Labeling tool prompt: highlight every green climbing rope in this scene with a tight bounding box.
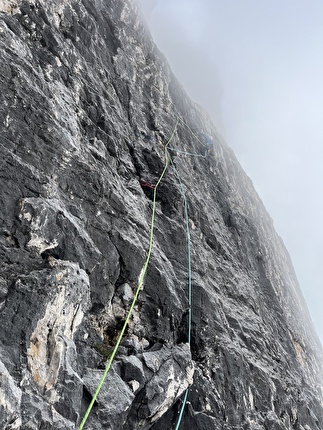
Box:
[78,114,210,429]
[78,118,179,429]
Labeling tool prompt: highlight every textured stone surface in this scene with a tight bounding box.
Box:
[0,0,322,429]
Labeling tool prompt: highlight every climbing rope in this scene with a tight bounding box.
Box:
[168,115,214,429]
[177,115,210,148]
[167,114,216,161]
[167,133,193,430]
[79,114,212,428]
[78,119,179,429]
[168,153,192,345]
[169,153,192,430]
[175,389,189,430]
[167,146,207,158]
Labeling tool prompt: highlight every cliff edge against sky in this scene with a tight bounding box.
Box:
[0,1,322,429]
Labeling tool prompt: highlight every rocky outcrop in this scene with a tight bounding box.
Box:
[0,0,322,429]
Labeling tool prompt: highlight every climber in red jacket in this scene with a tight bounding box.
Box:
[139,179,155,189]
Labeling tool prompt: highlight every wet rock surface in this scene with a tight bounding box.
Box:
[0,0,322,429]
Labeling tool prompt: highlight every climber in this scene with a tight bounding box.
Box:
[144,133,153,142]
[139,179,155,189]
[202,132,213,147]
[201,132,214,157]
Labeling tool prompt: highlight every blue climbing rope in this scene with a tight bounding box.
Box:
[168,114,214,429]
[175,389,189,430]
[78,114,210,429]
[167,142,192,430]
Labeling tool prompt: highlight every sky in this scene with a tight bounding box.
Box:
[136,0,323,345]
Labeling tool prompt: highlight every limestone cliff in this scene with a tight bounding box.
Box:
[0,1,322,429]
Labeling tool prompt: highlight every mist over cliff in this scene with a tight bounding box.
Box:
[0,1,322,429]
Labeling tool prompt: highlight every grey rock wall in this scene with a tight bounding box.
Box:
[0,0,322,429]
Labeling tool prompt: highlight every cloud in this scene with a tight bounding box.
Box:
[136,0,158,20]
[137,0,323,344]
[139,1,224,133]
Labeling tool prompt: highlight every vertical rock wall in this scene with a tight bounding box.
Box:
[0,0,322,429]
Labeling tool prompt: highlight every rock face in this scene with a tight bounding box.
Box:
[0,0,322,429]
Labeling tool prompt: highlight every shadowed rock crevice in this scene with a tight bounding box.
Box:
[0,0,322,429]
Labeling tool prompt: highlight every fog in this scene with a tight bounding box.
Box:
[137,0,323,344]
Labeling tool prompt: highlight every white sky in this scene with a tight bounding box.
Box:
[137,0,323,344]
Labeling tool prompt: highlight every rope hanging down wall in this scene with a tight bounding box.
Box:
[78,119,179,429]
[168,153,192,430]
[165,114,214,428]
[79,115,213,429]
